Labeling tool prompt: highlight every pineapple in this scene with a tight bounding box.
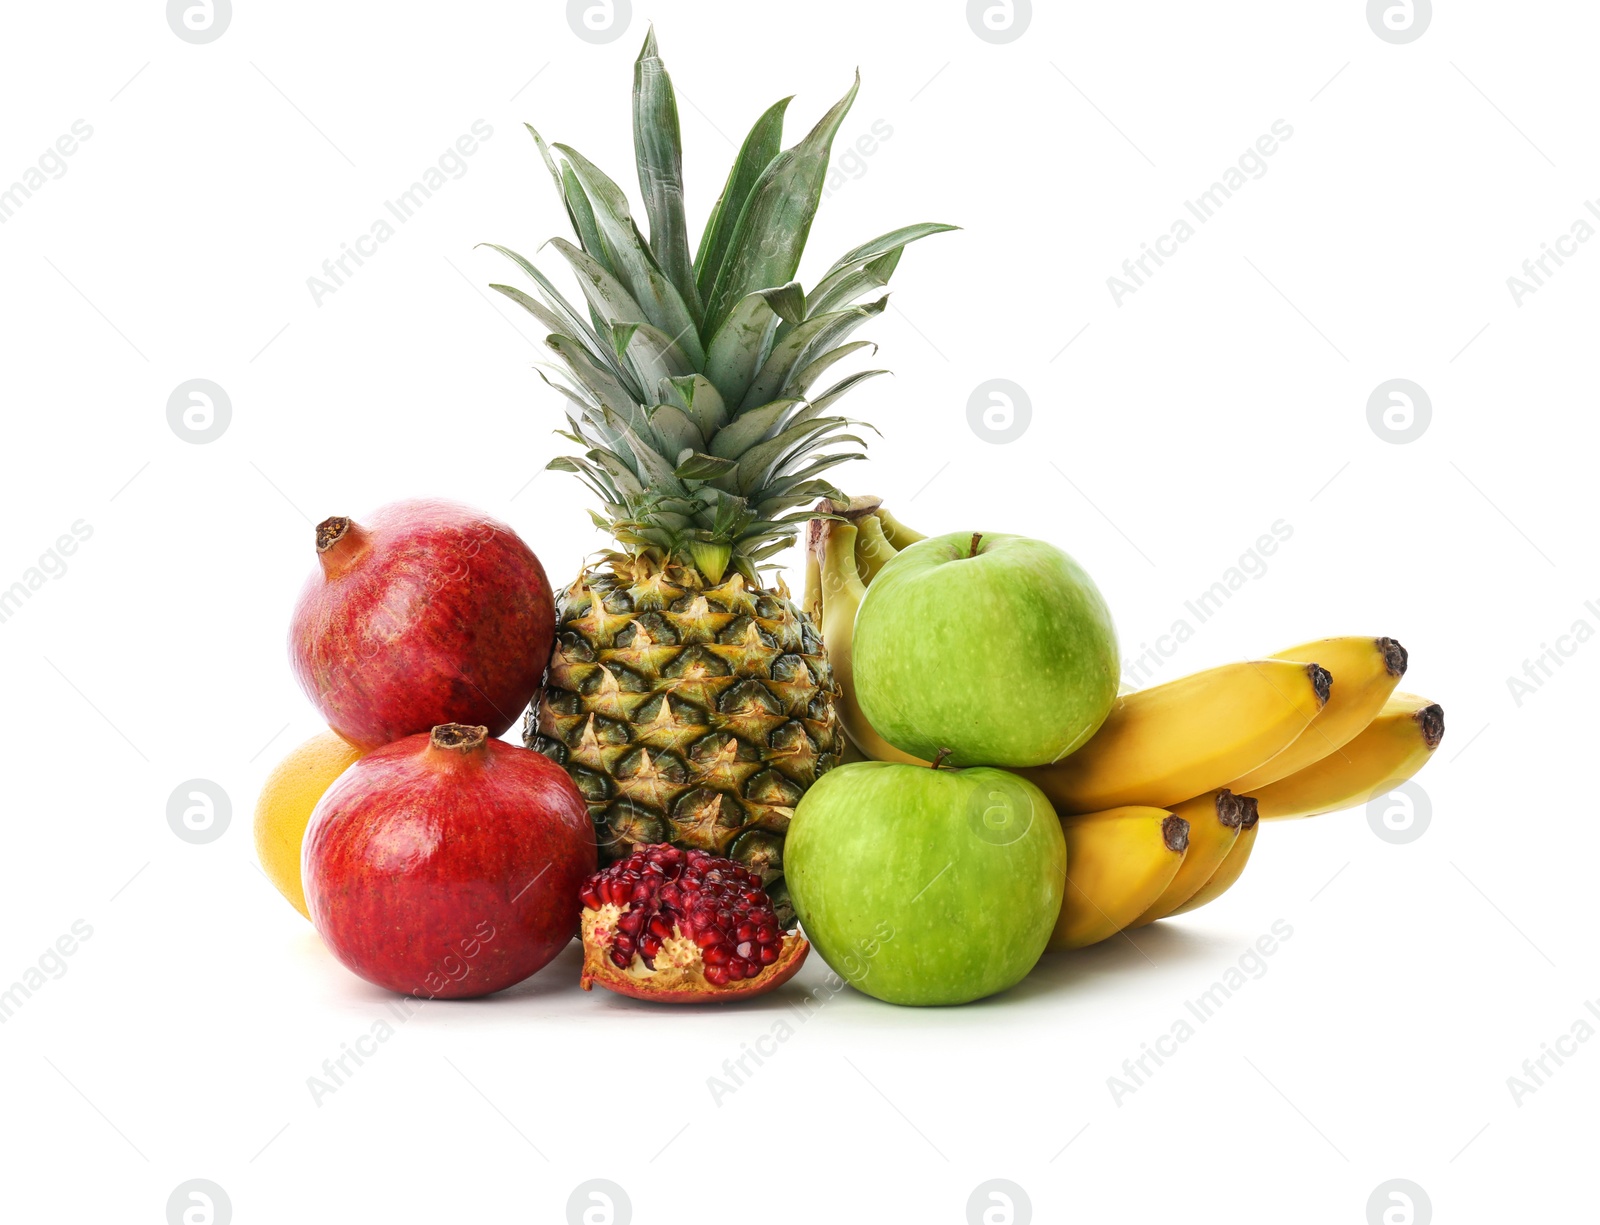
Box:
[488,30,951,901]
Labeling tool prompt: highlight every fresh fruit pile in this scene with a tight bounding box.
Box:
[253,32,1443,1010]
[791,499,1444,1002]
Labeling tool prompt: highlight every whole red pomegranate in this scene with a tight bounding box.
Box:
[303,724,595,999]
[580,845,808,1003]
[290,499,554,750]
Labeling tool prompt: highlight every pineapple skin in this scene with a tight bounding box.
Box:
[526,554,841,889]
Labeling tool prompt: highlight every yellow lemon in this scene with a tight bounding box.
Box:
[254,731,364,918]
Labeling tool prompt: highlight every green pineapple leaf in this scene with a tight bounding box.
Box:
[632,28,698,316]
[809,222,958,307]
[709,398,806,459]
[786,340,876,398]
[674,452,740,481]
[797,248,900,328]
[742,297,887,408]
[645,402,704,458]
[659,374,728,440]
[525,126,612,274]
[702,289,782,405]
[702,74,859,334]
[694,96,792,305]
[555,143,705,364]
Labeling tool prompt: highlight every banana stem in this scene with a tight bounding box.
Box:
[818,519,865,609]
[801,551,822,623]
[853,514,897,585]
[874,507,927,550]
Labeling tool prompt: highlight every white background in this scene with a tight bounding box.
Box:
[1,2,1593,1222]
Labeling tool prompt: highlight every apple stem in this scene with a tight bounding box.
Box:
[931,748,953,770]
[968,532,982,557]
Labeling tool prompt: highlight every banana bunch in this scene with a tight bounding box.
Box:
[807,500,1445,951]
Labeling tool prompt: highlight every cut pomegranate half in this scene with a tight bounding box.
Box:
[579,845,808,1003]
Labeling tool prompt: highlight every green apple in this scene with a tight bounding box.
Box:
[853,531,1119,767]
[786,761,1065,1006]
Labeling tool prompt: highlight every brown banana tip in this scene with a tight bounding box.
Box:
[1216,789,1247,828]
[1419,703,1445,749]
[1307,664,1333,706]
[1378,637,1409,678]
[1235,796,1261,830]
[1162,814,1191,854]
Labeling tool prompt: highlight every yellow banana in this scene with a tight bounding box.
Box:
[1228,636,1408,792]
[813,513,928,766]
[1167,796,1261,916]
[1253,692,1444,820]
[874,506,927,550]
[1012,660,1331,813]
[1048,806,1189,951]
[853,512,898,585]
[801,549,823,624]
[1128,790,1248,926]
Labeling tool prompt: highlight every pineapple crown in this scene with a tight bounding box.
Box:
[486,28,953,586]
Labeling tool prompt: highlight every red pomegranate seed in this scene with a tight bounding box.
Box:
[578,843,794,994]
